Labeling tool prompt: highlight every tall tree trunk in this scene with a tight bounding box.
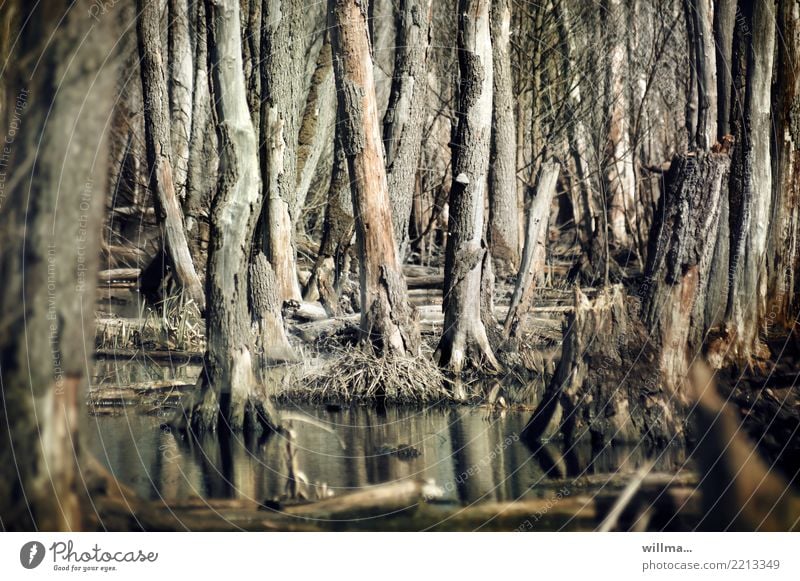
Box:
[185,0,217,270]
[766,0,800,328]
[185,0,279,432]
[168,0,193,201]
[725,0,777,363]
[714,0,737,138]
[330,0,419,355]
[437,0,500,384]
[686,0,718,150]
[603,0,636,248]
[259,0,306,302]
[383,0,432,261]
[137,0,205,310]
[0,0,118,530]
[488,0,519,276]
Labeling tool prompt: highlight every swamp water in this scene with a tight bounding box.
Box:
[87,357,687,507]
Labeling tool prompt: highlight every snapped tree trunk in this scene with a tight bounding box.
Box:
[437,0,500,384]
[522,287,681,447]
[641,151,732,391]
[725,0,776,363]
[488,0,520,276]
[330,0,419,354]
[184,0,280,433]
[0,0,118,530]
[382,0,433,260]
[137,0,205,310]
[259,0,306,302]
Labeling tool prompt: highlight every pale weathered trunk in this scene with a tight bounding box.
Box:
[488,0,519,276]
[186,0,279,432]
[504,162,560,336]
[766,0,800,328]
[714,0,737,138]
[383,0,432,260]
[725,0,776,363]
[437,0,500,383]
[0,0,118,530]
[330,0,419,355]
[168,0,193,201]
[603,0,636,248]
[259,0,306,302]
[641,151,731,391]
[137,0,205,310]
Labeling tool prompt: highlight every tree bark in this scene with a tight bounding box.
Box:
[137,0,205,310]
[725,0,777,363]
[168,0,193,201]
[766,0,800,328]
[0,0,118,530]
[488,0,520,276]
[437,0,500,382]
[383,0,433,260]
[686,0,718,150]
[185,0,279,432]
[330,0,419,355]
[641,151,732,391]
[714,0,737,139]
[258,0,306,302]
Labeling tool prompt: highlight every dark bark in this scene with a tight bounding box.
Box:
[685,0,718,149]
[0,0,118,529]
[714,0,737,138]
[330,0,419,355]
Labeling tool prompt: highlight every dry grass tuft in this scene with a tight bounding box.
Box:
[280,345,453,404]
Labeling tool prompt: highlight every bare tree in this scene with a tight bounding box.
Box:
[437,0,500,384]
[137,0,205,309]
[330,0,419,355]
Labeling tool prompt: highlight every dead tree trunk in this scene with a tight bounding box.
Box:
[641,151,732,391]
[383,0,433,260]
[522,286,680,447]
[258,0,306,302]
[725,0,777,363]
[437,0,500,382]
[304,129,354,314]
[0,0,118,530]
[185,0,280,433]
[714,0,737,138]
[137,0,205,310]
[504,161,560,336]
[330,0,419,355]
[488,0,520,276]
[766,0,800,328]
[168,0,193,202]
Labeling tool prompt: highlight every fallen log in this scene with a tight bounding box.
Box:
[98,268,141,283]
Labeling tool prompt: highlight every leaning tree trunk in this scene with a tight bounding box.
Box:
[488,0,520,276]
[641,151,732,391]
[522,286,680,447]
[382,0,432,261]
[504,161,560,337]
[185,0,280,433]
[304,128,354,314]
[0,0,118,530]
[168,0,193,202]
[725,0,776,364]
[258,0,306,302]
[137,0,205,310]
[330,0,419,355]
[437,0,500,384]
[766,0,800,329]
